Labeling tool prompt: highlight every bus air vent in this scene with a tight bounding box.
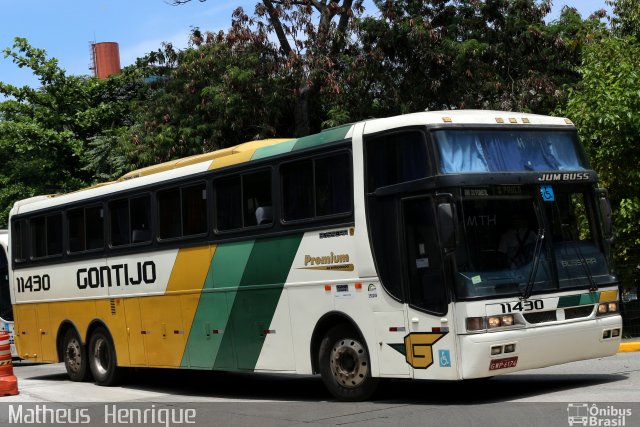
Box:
[523,310,557,324]
[110,299,117,316]
[564,306,595,320]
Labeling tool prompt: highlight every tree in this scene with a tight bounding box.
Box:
[564,36,640,283]
[350,0,605,116]
[106,25,297,171]
[172,0,364,136]
[0,38,143,226]
[607,0,640,39]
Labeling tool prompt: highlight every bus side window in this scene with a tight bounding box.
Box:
[158,188,181,239]
[281,152,351,222]
[12,220,28,263]
[215,176,242,231]
[130,196,151,244]
[69,205,104,252]
[30,214,62,259]
[109,198,130,246]
[243,170,271,227]
[110,196,151,247]
[182,183,207,235]
[365,130,430,192]
[281,160,313,221]
[216,171,271,231]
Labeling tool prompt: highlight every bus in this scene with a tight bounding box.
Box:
[0,231,17,357]
[6,110,621,401]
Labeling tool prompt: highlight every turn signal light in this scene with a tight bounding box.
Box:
[466,317,485,331]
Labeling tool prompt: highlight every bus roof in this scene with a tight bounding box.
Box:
[10,110,573,216]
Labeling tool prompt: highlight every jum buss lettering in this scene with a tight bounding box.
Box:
[77,261,156,289]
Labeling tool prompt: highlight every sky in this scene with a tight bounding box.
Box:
[1,0,613,91]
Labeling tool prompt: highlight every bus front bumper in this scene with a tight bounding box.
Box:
[458,315,622,379]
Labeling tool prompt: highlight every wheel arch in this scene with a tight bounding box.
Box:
[309,311,366,374]
[85,319,112,346]
[56,320,83,363]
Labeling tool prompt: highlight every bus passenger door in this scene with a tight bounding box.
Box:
[401,197,458,380]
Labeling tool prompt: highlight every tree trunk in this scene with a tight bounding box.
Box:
[294,85,311,137]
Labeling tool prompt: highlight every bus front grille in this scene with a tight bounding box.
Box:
[564,305,595,320]
[524,310,557,324]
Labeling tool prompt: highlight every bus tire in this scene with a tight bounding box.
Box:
[62,328,91,382]
[88,327,123,386]
[318,324,379,401]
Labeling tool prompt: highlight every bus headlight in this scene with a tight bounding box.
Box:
[487,315,515,329]
[597,302,619,316]
[467,315,519,332]
[500,315,515,327]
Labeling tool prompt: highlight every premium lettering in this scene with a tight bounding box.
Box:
[304,252,350,266]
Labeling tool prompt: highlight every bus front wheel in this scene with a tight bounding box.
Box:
[318,324,379,401]
[88,327,123,386]
[62,329,91,382]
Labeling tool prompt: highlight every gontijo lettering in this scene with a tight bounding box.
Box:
[77,261,156,289]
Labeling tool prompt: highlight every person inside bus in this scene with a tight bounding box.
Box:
[498,214,536,268]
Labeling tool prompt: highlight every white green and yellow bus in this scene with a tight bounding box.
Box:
[0,231,17,357]
[6,110,622,401]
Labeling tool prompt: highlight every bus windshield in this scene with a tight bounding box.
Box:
[453,184,615,299]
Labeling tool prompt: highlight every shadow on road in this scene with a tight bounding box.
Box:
[14,361,627,403]
[107,368,627,403]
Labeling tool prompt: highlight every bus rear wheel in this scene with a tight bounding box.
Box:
[88,327,123,386]
[319,324,379,401]
[62,329,91,382]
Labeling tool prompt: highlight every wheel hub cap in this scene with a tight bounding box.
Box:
[330,338,368,388]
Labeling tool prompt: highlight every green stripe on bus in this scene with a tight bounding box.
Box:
[251,140,296,161]
[181,241,255,368]
[207,241,255,289]
[291,124,352,151]
[214,233,303,370]
[558,292,599,308]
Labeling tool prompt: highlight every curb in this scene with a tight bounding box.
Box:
[619,342,640,352]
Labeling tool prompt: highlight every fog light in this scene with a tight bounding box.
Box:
[504,344,516,353]
[487,316,502,328]
[491,346,503,355]
[598,303,608,314]
[603,330,611,339]
[466,317,485,331]
[612,328,621,338]
[501,315,515,327]
[608,302,618,313]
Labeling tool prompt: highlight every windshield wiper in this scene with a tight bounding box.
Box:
[561,224,598,292]
[522,228,545,300]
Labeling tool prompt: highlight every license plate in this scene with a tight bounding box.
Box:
[489,356,518,370]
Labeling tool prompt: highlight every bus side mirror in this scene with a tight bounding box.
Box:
[596,189,613,242]
[437,202,457,251]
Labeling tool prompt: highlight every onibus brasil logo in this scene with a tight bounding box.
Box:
[567,403,632,426]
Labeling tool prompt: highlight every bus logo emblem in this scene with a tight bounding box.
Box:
[403,332,447,369]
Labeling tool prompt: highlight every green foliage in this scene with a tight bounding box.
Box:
[118,28,296,168]
[348,0,603,118]
[0,38,143,226]
[607,0,640,39]
[564,36,640,282]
